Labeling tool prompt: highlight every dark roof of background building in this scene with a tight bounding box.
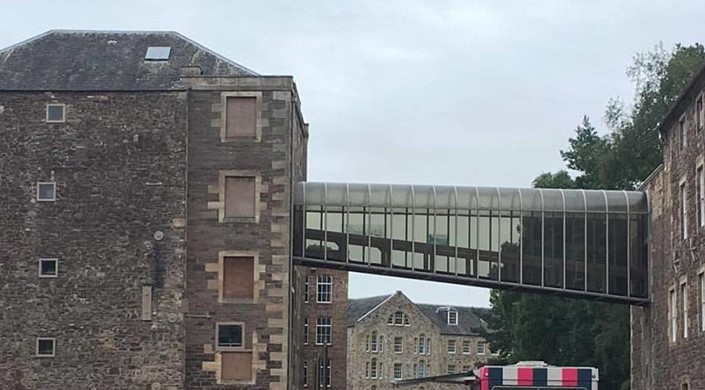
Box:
[416,304,485,336]
[347,294,392,327]
[0,30,257,91]
[347,291,487,336]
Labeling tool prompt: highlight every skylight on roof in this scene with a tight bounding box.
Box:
[145,46,171,60]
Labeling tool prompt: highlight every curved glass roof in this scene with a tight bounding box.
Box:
[294,182,648,214]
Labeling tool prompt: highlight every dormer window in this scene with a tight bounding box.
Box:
[448,310,458,325]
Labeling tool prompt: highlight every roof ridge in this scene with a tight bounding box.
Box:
[171,31,258,76]
[355,293,395,323]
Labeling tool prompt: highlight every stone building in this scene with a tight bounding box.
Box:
[298,268,349,390]
[632,62,705,390]
[347,291,493,390]
[0,30,308,389]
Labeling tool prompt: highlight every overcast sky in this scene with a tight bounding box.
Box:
[3,1,705,307]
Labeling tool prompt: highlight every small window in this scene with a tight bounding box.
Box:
[680,117,687,149]
[226,96,257,139]
[699,273,705,332]
[697,95,704,130]
[448,310,458,325]
[37,182,56,202]
[462,365,471,372]
[303,360,308,387]
[670,288,677,342]
[36,338,55,357]
[304,318,309,345]
[698,166,705,227]
[393,363,402,380]
[462,340,471,354]
[394,336,403,353]
[477,341,486,355]
[46,104,65,123]
[315,316,332,345]
[145,46,171,60]
[682,282,689,339]
[447,364,456,374]
[304,277,309,303]
[317,275,332,303]
[681,181,688,240]
[447,339,456,354]
[216,323,244,350]
[39,259,58,278]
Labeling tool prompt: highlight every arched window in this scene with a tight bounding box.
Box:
[389,311,410,326]
[371,358,378,379]
[371,331,378,352]
[417,360,426,378]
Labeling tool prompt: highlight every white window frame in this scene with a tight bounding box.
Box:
[215,322,245,351]
[371,358,378,379]
[394,336,403,353]
[46,103,65,123]
[36,337,56,357]
[697,94,704,130]
[700,272,705,332]
[447,339,456,354]
[462,340,471,354]
[417,334,426,354]
[303,360,308,387]
[316,275,332,303]
[477,341,486,355]
[681,180,688,240]
[393,363,403,380]
[315,316,332,345]
[682,281,689,339]
[38,258,58,278]
[37,182,56,202]
[304,317,309,345]
[698,164,705,228]
[448,310,458,325]
[680,116,687,149]
[670,287,677,342]
[370,331,378,352]
[448,364,456,375]
[304,277,309,303]
[417,360,426,378]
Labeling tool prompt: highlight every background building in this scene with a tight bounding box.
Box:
[0,30,307,389]
[347,291,493,390]
[632,63,705,390]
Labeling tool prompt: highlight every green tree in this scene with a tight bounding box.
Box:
[482,43,705,390]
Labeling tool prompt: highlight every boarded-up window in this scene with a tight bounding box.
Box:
[221,352,253,381]
[225,177,256,218]
[223,257,254,299]
[226,97,257,138]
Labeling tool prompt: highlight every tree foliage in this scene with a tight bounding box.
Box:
[481,44,705,390]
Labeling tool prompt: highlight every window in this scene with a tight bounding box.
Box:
[416,360,426,378]
[462,365,471,372]
[681,181,688,240]
[145,46,171,60]
[318,359,331,387]
[447,339,456,354]
[448,310,458,325]
[304,277,309,303]
[697,95,703,130]
[389,311,410,326]
[417,334,426,354]
[225,176,256,219]
[448,364,456,374]
[477,341,486,355]
[670,288,677,342]
[700,273,705,332]
[462,340,471,354]
[225,96,257,139]
[394,363,402,380]
[365,361,370,378]
[698,166,705,227]
[37,182,56,202]
[223,257,254,300]
[38,258,58,278]
[366,335,370,352]
[46,104,65,123]
[36,338,55,357]
[303,361,308,387]
[680,117,687,149]
[394,336,403,353]
[304,318,309,345]
[371,358,378,379]
[315,316,331,345]
[317,275,332,303]
[370,331,378,352]
[492,347,500,356]
[217,323,244,350]
[379,335,384,353]
[682,282,689,339]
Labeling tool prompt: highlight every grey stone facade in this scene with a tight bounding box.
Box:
[0,30,308,390]
[347,291,492,390]
[632,63,705,390]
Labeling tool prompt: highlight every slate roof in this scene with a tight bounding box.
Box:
[416,304,486,336]
[347,291,487,336]
[347,294,393,327]
[0,30,258,91]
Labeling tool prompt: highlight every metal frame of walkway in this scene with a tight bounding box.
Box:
[293,182,649,305]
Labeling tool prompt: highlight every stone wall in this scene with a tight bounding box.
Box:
[632,70,705,390]
[0,91,188,389]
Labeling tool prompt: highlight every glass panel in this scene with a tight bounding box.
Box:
[522,211,543,285]
[369,184,388,208]
[325,183,347,207]
[293,206,304,257]
[609,214,629,296]
[521,189,543,212]
[434,214,451,273]
[584,190,607,212]
[544,212,564,288]
[565,213,586,291]
[627,192,648,214]
[347,211,365,262]
[476,188,498,210]
[500,211,520,283]
[305,209,323,259]
[325,211,345,261]
[587,213,607,293]
[542,189,564,212]
[606,191,629,214]
[630,214,649,298]
[499,188,521,211]
[564,190,586,212]
[304,183,326,206]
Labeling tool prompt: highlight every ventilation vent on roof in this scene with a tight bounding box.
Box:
[145,46,171,61]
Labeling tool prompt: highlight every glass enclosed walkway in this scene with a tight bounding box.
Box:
[293,182,649,305]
